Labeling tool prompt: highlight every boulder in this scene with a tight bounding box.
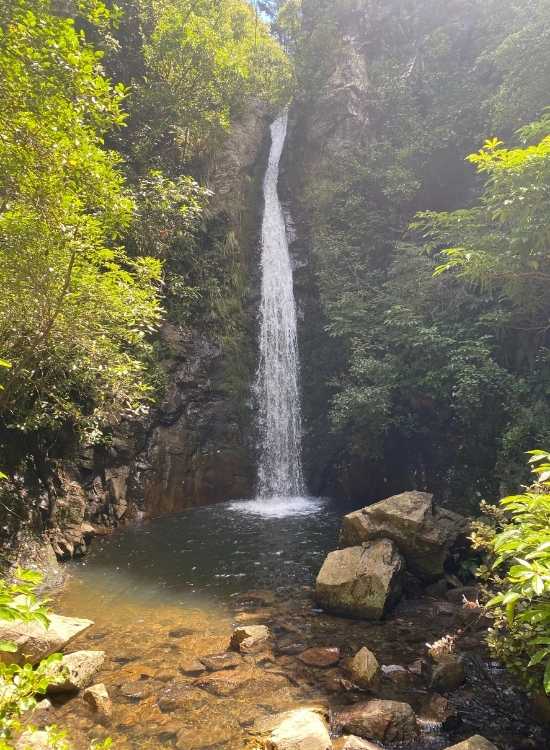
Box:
[336,700,417,744]
[83,683,112,720]
[349,647,380,689]
[443,738,498,750]
[334,738,382,750]
[430,656,465,692]
[298,647,341,668]
[315,540,404,620]
[47,650,105,693]
[230,624,270,654]
[340,491,468,580]
[420,693,458,729]
[259,708,332,750]
[0,614,93,665]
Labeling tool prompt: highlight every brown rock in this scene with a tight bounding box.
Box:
[83,683,112,720]
[178,657,206,676]
[443,737,498,750]
[0,614,93,666]
[230,624,270,654]
[119,679,164,701]
[298,647,341,668]
[430,657,465,692]
[157,684,208,713]
[254,708,331,750]
[420,693,458,729]
[334,737,383,750]
[336,700,418,743]
[349,647,380,688]
[47,650,105,693]
[194,667,255,696]
[199,651,242,671]
[315,540,404,620]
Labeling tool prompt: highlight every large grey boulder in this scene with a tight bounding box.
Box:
[340,491,468,580]
[47,650,105,693]
[255,708,332,750]
[443,738,498,750]
[315,540,404,620]
[336,700,417,744]
[0,614,93,665]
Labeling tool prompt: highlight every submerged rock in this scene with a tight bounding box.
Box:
[47,650,105,693]
[315,540,404,619]
[298,647,340,668]
[340,491,468,580]
[83,683,112,720]
[336,700,418,743]
[230,624,270,654]
[349,647,380,689]
[200,651,242,671]
[256,708,331,750]
[0,614,93,665]
[443,737,498,750]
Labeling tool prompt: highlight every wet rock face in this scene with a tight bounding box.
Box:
[315,540,405,619]
[336,700,418,744]
[340,491,468,580]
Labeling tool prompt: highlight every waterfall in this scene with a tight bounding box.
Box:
[255,111,305,499]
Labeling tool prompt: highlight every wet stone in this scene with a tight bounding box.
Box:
[430,657,466,692]
[298,647,341,668]
[178,658,207,677]
[169,627,196,638]
[119,679,164,701]
[157,684,208,713]
[200,651,242,671]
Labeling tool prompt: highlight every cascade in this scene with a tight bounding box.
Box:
[255,111,305,499]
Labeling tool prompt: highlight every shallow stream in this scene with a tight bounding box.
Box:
[50,498,548,750]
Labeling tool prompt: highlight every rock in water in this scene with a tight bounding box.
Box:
[47,650,105,693]
[259,708,332,750]
[336,700,418,743]
[83,683,112,719]
[298,647,341,668]
[340,491,468,580]
[0,614,93,665]
[230,625,270,654]
[315,540,404,620]
[349,647,380,688]
[443,738,498,750]
[334,738,383,750]
[430,656,465,692]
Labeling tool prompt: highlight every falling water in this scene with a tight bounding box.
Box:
[255,111,305,499]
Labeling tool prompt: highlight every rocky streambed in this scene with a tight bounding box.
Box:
[15,496,550,750]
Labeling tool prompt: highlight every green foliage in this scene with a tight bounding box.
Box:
[473,452,550,695]
[0,0,163,447]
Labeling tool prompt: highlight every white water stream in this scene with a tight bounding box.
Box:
[254,111,306,501]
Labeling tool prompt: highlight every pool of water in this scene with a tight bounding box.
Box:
[47,497,548,750]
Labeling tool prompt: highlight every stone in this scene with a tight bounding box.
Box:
[420,693,458,729]
[430,657,465,692]
[380,664,412,686]
[298,647,341,668]
[200,651,242,671]
[178,657,207,676]
[334,738,382,750]
[408,658,430,678]
[230,624,270,654]
[0,614,93,665]
[315,540,404,620]
[157,684,208,713]
[260,708,332,750]
[194,667,255,696]
[120,679,164,701]
[340,491,468,580]
[83,683,112,720]
[47,650,105,693]
[349,647,380,688]
[443,737,498,750]
[336,700,418,744]
[16,730,50,750]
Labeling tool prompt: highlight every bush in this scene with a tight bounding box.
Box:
[473,450,550,695]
